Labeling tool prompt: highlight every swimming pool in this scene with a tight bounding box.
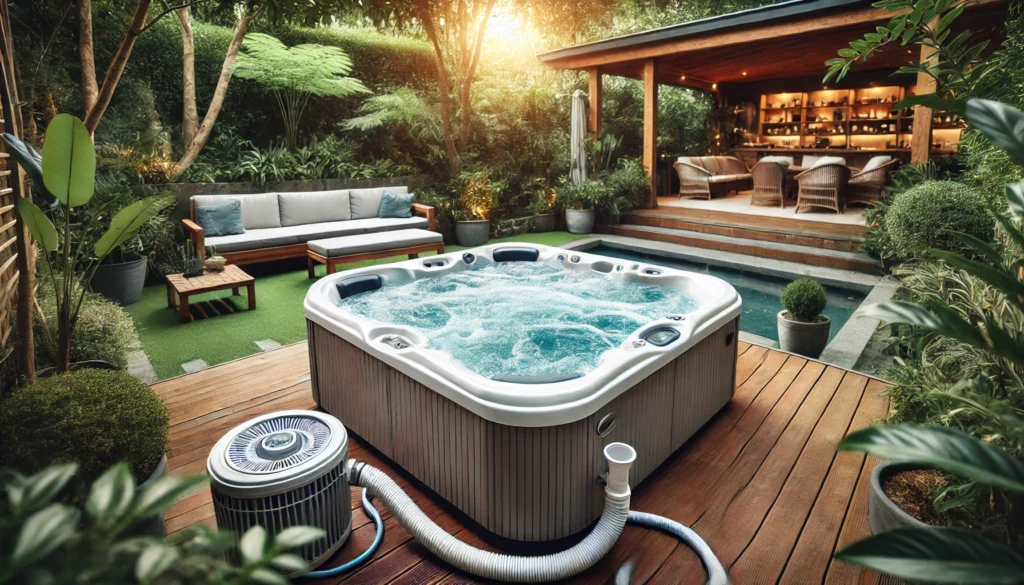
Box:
[589,244,866,343]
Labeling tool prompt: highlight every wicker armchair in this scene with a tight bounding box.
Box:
[794,163,851,214]
[848,158,899,206]
[750,161,787,208]
[674,160,714,200]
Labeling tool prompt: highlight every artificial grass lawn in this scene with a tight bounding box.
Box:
[126,232,588,380]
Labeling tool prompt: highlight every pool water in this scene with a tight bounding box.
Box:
[338,262,700,380]
[591,245,865,343]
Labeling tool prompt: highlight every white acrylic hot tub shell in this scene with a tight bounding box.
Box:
[304,243,741,427]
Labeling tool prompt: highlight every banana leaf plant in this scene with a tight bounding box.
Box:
[836,96,1024,583]
[8,114,174,373]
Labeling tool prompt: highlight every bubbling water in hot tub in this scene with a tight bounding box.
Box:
[337,262,701,380]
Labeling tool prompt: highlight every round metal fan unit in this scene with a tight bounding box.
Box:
[208,410,351,572]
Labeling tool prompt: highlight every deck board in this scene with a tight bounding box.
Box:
[156,341,889,584]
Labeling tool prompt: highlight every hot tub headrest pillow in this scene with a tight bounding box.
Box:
[378,190,415,218]
[196,199,245,237]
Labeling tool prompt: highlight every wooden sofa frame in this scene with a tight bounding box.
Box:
[182,198,437,265]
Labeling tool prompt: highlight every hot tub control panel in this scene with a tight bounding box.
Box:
[644,328,681,347]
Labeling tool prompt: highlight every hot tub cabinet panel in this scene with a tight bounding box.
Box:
[307,317,738,541]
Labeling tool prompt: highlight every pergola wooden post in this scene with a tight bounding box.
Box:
[910,26,938,164]
[643,58,658,208]
[587,68,602,138]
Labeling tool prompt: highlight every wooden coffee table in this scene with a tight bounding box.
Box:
[166,264,256,323]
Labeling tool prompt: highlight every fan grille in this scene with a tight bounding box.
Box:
[226,415,332,473]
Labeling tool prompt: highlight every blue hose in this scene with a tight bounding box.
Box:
[627,511,731,585]
[305,488,384,579]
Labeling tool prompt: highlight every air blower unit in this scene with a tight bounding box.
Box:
[207,410,351,571]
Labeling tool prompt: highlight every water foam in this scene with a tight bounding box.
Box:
[338,262,701,380]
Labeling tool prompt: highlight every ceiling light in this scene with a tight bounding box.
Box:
[742,71,747,76]
[680,75,686,81]
[712,83,718,90]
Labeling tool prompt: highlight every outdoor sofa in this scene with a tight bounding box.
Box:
[182,187,436,265]
[673,156,752,199]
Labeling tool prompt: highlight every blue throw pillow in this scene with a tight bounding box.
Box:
[195,200,245,237]
[378,190,415,219]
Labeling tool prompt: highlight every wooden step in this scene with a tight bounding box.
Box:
[629,206,866,237]
[610,224,880,274]
[622,212,865,253]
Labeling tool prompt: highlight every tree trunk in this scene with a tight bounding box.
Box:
[82,0,152,135]
[57,319,72,373]
[458,0,495,152]
[167,10,257,181]
[416,0,462,174]
[176,5,198,148]
[78,0,98,115]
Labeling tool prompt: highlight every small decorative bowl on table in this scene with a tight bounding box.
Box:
[204,255,228,272]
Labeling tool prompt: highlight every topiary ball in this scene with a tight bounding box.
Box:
[886,180,995,259]
[782,277,828,322]
[0,368,168,495]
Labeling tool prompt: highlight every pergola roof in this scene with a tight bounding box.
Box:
[538,0,1006,91]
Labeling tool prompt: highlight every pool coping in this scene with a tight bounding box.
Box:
[561,235,896,373]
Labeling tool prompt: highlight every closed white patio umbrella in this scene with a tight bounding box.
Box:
[570,89,589,185]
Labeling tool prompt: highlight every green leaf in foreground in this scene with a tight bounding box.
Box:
[94,194,176,259]
[40,113,95,207]
[838,424,1024,493]
[836,527,1024,584]
[15,197,58,253]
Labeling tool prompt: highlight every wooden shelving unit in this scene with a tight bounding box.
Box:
[757,85,965,153]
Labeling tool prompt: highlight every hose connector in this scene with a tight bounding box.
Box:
[603,442,636,497]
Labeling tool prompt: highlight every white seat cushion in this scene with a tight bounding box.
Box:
[193,193,281,230]
[862,155,892,172]
[760,156,794,168]
[812,156,847,167]
[279,190,350,226]
[800,155,821,168]
[708,175,737,183]
[205,227,299,252]
[309,228,442,257]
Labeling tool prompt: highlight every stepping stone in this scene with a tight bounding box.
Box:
[181,359,209,374]
[255,339,281,352]
[127,349,158,385]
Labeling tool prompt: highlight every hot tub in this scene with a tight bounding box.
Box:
[304,243,742,542]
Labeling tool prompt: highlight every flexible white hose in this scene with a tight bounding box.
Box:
[352,462,630,583]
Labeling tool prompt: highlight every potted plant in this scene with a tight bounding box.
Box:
[527,181,557,233]
[559,178,606,235]
[3,114,175,372]
[454,171,495,247]
[599,157,648,225]
[777,277,830,358]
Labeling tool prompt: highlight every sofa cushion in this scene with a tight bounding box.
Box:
[378,190,415,218]
[278,190,350,226]
[350,186,409,220]
[676,156,704,169]
[760,156,794,168]
[193,193,281,230]
[800,155,822,168]
[699,156,721,174]
[204,227,300,253]
[309,228,442,257]
[354,216,429,233]
[282,216,430,243]
[862,155,892,172]
[195,200,245,237]
[812,156,847,168]
[718,157,749,175]
[708,175,736,184]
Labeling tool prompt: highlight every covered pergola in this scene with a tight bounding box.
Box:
[538,0,1006,208]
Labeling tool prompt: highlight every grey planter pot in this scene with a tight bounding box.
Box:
[777,311,830,358]
[869,461,931,535]
[455,220,490,247]
[565,209,595,234]
[134,454,169,536]
[90,257,147,306]
[533,214,555,233]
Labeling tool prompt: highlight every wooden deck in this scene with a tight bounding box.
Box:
[158,341,891,584]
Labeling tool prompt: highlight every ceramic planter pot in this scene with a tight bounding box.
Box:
[90,257,147,306]
[565,209,595,234]
[777,311,830,358]
[869,461,931,535]
[533,214,555,233]
[455,220,490,247]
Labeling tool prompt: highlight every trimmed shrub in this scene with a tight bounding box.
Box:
[34,283,140,370]
[886,180,995,259]
[782,278,828,322]
[0,369,169,493]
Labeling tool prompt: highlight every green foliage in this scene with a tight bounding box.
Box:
[601,157,649,215]
[0,369,167,494]
[781,277,827,322]
[886,181,994,260]
[558,178,609,211]
[34,283,140,370]
[457,171,499,221]
[0,462,319,585]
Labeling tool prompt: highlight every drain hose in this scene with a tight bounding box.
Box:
[627,511,730,585]
[352,461,630,582]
